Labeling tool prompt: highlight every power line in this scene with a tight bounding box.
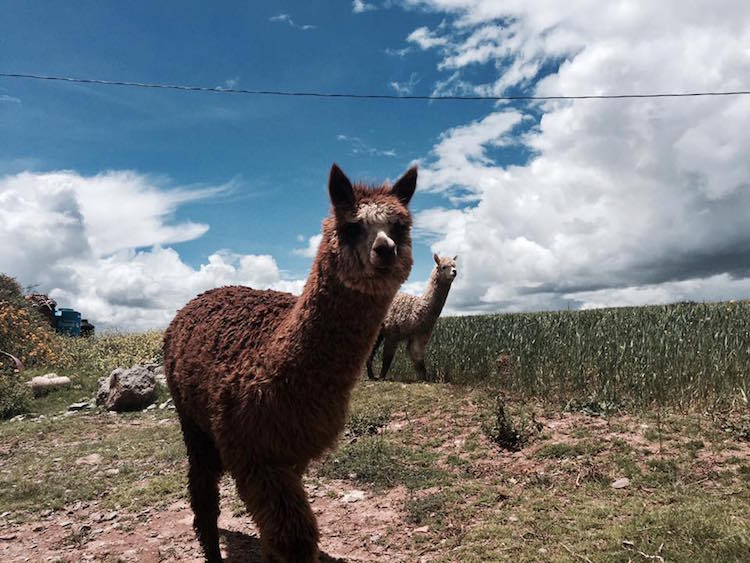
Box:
[2,72,750,101]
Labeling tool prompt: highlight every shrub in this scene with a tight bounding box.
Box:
[0,274,61,368]
[0,371,31,419]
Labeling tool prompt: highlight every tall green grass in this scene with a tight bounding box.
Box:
[383,301,750,409]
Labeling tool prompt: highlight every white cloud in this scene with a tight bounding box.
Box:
[337,134,397,157]
[389,72,420,95]
[269,13,316,30]
[0,171,304,331]
[402,0,750,312]
[292,234,323,258]
[353,0,377,13]
[407,26,449,49]
[0,94,21,104]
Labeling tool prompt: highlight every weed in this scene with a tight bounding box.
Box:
[482,397,541,451]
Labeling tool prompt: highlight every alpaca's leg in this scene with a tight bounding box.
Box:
[237,466,319,563]
[408,337,428,381]
[180,416,223,563]
[380,338,398,380]
[366,331,384,379]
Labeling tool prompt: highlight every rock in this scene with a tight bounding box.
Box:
[159,398,172,410]
[341,490,366,503]
[146,403,156,411]
[75,453,103,466]
[68,402,91,411]
[611,477,630,489]
[414,525,430,533]
[28,374,71,397]
[96,365,157,412]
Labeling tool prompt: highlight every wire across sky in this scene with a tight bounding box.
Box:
[2,72,750,102]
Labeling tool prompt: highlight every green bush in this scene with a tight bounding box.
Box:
[0,372,31,419]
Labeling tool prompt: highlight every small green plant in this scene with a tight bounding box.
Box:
[482,397,541,451]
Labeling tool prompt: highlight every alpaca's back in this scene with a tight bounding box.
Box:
[382,292,427,338]
[163,285,296,431]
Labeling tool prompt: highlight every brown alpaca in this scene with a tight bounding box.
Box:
[367,254,457,381]
[163,164,417,562]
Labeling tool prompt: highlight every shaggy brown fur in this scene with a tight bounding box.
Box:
[163,164,417,562]
[367,254,457,381]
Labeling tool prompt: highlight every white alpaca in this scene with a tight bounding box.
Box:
[367,254,457,380]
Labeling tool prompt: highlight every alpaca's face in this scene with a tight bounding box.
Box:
[434,254,458,284]
[326,164,417,295]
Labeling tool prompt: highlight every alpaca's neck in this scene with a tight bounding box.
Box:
[421,269,452,324]
[276,253,393,385]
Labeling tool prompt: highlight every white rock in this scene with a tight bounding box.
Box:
[611,477,630,489]
[75,453,103,466]
[341,490,366,503]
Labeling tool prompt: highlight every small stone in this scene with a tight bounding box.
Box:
[158,399,172,410]
[146,404,156,411]
[414,525,430,533]
[508,515,519,522]
[75,453,103,466]
[538,547,548,555]
[0,533,17,541]
[611,477,630,489]
[29,374,71,397]
[105,468,120,476]
[68,402,91,411]
[341,490,366,503]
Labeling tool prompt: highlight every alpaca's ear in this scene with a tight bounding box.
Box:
[329,164,355,210]
[453,255,458,261]
[391,166,417,206]
[433,253,440,265]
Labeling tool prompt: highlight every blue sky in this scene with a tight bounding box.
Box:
[2,1,750,330]
[0,1,512,281]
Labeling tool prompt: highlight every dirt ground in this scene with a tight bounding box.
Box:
[2,382,750,562]
[0,481,415,562]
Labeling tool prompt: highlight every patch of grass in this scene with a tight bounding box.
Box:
[645,458,679,485]
[319,435,447,490]
[535,439,604,459]
[405,491,451,525]
[643,427,663,442]
[0,414,185,516]
[346,404,391,437]
[683,439,705,458]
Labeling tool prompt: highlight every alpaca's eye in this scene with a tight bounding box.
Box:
[341,221,363,243]
[391,222,408,243]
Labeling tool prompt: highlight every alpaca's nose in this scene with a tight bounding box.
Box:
[372,231,396,262]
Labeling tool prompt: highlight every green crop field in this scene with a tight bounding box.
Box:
[383,300,750,409]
